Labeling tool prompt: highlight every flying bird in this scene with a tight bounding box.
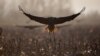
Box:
[19,7,85,32]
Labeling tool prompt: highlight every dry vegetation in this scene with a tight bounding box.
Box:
[0,24,100,56]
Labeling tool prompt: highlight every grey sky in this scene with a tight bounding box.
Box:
[72,0,100,13]
[0,0,100,26]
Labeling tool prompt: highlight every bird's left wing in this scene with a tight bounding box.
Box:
[54,7,85,24]
[19,6,48,24]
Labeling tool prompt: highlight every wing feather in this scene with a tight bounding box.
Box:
[19,7,48,24]
[54,7,85,24]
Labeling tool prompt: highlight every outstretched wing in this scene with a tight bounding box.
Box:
[54,7,85,24]
[19,6,48,24]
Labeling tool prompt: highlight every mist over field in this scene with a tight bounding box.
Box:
[0,23,100,56]
[0,0,100,56]
[0,0,100,26]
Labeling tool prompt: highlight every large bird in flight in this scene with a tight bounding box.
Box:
[19,7,85,32]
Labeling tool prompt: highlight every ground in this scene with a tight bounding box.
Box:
[0,24,100,56]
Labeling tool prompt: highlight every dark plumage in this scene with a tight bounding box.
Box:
[19,7,85,32]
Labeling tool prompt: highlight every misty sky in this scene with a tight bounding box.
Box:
[0,0,100,26]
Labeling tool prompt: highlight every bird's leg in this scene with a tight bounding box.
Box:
[48,32,53,56]
[52,31,57,53]
[48,32,52,43]
[53,31,56,44]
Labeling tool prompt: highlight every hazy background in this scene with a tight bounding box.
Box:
[0,0,100,56]
[0,0,100,26]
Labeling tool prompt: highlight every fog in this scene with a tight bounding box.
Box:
[0,0,100,56]
[0,0,100,26]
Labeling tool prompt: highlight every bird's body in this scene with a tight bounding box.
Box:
[19,7,85,32]
[47,24,55,32]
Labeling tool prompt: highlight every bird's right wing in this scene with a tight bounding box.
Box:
[54,7,85,24]
[19,6,48,24]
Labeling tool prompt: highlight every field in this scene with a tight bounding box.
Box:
[0,24,100,56]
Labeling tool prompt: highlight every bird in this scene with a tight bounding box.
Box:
[19,6,85,33]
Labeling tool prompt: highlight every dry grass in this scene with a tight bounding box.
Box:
[0,25,100,56]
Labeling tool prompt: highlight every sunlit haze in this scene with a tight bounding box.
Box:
[0,0,100,25]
